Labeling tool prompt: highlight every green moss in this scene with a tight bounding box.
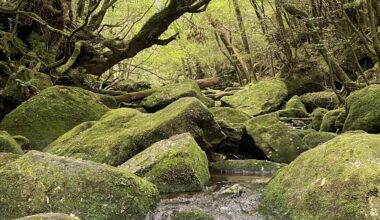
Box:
[221,79,288,116]
[285,95,308,113]
[12,135,31,150]
[309,108,328,130]
[263,133,380,220]
[119,133,210,193]
[46,97,225,166]
[343,85,380,133]
[320,108,345,132]
[15,213,79,220]
[246,113,306,163]
[3,68,53,105]
[210,107,251,153]
[277,108,309,118]
[0,86,109,150]
[0,151,159,220]
[300,91,340,111]
[0,153,21,168]
[0,131,23,154]
[210,159,286,175]
[172,208,214,220]
[302,131,337,149]
[141,80,213,112]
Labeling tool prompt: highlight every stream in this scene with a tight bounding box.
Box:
[147,173,279,220]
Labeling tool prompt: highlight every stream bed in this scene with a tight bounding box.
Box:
[147,174,278,220]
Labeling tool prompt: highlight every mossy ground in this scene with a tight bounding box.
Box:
[263,133,380,220]
[0,86,109,150]
[172,208,214,220]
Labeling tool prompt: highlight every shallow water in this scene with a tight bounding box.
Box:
[146,174,278,220]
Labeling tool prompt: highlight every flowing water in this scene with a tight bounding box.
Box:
[146,173,278,220]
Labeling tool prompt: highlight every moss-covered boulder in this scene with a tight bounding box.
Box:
[0,152,21,168]
[210,107,250,153]
[320,108,345,132]
[246,113,306,163]
[172,208,214,220]
[263,133,380,220]
[46,98,225,166]
[0,151,159,220]
[141,80,213,112]
[15,213,78,220]
[0,86,109,150]
[343,85,380,133]
[119,133,210,193]
[281,59,327,96]
[309,108,328,130]
[0,131,23,154]
[210,159,286,176]
[281,95,309,118]
[302,131,337,149]
[221,79,288,116]
[300,91,340,111]
[2,68,53,106]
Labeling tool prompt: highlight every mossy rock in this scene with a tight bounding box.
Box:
[0,86,109,150]
[0,151,159,220]
[221,79,288,116]
[172,208,214,220]
[343,85,380,133]
[309,108,328,130]
[320,108,345,132]
[277,108,309,118]
[119,133,210,193]
[141,80,213,112]
[210,107,251,154]
[245,113,307,163]
[284,95,308,114]
[300,91,340,111]
[0,152,21,168]
[0,131,23,154]
[281,59,327,96]
[15,213,79,220]
[302,131,337,149]
[210,159,286,176]
[12,135,31,150]
[263,133,380,220]
[46,98,225,166]
[2,68,53,106]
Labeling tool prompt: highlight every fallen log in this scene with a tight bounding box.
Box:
[196,77,221,89]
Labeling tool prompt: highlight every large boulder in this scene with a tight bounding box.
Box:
[263,133,380,220]
[221,79,288,116]
[302,131,337,149]
[300,91,340,111]
[343,85,380,133]
[245,113,307,163]
[46,98,225,166]
[0,130,23,154]
[119,133,210,193]
[281,59,327,96]
[2,68,53,106]
[15,213,78,220]
[0,153,21,168]
[210,107,251,154]
[0,86,109,150]
[0,151,159,220]
[141,80,213,112]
